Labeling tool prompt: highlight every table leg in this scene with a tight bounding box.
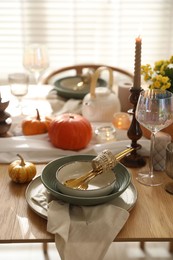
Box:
[140,241,145,250]
[169,241,173,253]
[42,242,48,254]
[140,241,173,253]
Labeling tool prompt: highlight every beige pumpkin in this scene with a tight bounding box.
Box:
[8,154,36,183]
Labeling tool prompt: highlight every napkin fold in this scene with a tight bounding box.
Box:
[32,189,129,260]
[47,201,129,260]
[47,89,82,115]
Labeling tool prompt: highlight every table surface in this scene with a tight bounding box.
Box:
[1,84,173,244]
[1,161,173,244]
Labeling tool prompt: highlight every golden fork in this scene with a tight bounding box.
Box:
[64,147,134,190]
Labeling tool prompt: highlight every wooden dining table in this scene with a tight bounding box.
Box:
[0,160,173,245]
[0,84,173,249]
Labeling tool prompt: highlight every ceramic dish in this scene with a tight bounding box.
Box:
[25,176,137,219]
[54,76,107,99]
[41,154,131,206]
[56,161,116,197]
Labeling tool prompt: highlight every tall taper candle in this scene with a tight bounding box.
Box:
[133,36,142,89]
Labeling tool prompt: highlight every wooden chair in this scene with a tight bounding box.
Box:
[39,63,133,85]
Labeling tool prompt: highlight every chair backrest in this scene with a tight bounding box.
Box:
[39,64,133,84]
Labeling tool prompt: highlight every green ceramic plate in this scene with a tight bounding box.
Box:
[53,76,107,99]
[41,155,131,206]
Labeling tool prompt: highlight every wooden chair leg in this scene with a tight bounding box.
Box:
[140,241,145,250]
[169,241,173,253]
[42,242,48,255]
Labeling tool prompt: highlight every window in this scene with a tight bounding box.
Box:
[0,0,173,84]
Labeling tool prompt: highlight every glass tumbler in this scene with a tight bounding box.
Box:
[165,142,173,194]
[8,72,29,114]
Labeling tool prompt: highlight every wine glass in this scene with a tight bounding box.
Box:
[8,72,29,115]
[23,43,49,84]
[135,89,173,186]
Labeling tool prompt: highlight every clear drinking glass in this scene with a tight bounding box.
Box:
[135,89,173,186]
[165,142,173,194]
[8,72,29,114]
[23,43,49,84]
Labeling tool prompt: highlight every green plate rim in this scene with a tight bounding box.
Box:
[53,76,107,99]
[41,155,131,205]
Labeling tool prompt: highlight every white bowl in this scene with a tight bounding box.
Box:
[56,161,116,197]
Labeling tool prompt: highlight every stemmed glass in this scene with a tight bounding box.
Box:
[8,72,29,115]
[135,89,173,186]
[23,43,49,84]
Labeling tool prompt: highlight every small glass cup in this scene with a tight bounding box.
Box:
[165,142,173,194]
[8,72,29,114]
[95,125,116,143]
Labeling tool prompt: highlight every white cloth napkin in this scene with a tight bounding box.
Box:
[47,89,82,115]
[48,201,129,260]
[0,134,96,163]
[0,132,150,163]
[32,190,129,260]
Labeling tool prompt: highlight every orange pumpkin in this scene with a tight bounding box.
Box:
[8,154,36,183]
[48,113,92,150]
[22,109,51,135]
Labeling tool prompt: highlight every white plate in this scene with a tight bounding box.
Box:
[56,161,116,197]
[25,176,138,219]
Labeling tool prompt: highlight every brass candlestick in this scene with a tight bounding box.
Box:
[121,87,146,168]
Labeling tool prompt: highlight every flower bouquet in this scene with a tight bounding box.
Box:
[140,56,173,140]
[141,56,173,93]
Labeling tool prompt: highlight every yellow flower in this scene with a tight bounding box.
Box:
[141,56,173,92]
[151,80,161,89]
[155,75,163,81]
[169,56,173,63]
[141,64,153,80]
[154,60,165,71]
[161,76,170,84]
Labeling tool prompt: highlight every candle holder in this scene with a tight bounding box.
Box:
[95,125,116,143]
[120,87,146,168]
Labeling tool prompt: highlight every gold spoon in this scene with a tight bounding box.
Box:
[74,170,103,190]
[64,169,99,189]
[64,147,134,189]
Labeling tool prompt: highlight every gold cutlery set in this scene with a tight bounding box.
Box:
[64,147,134,190]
